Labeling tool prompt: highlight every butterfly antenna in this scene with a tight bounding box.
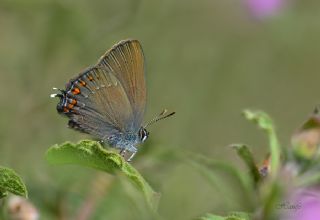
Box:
[144,109,175,128]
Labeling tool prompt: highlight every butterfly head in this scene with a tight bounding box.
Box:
[137,109,175,144]
[138,127,149,143]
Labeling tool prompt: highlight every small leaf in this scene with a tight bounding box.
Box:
[232,144,261,184]
[46,140,159,210]
[0,166,28,198]
[243,110,281,178]
[243,110,274,131]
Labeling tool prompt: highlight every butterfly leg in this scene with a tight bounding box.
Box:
[120,149,127,157]
[127,148,138,162]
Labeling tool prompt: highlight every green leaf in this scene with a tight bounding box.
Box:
[188,155,255,211]
[232,144,261,184]
[243,110,281,178]
[198,212,251,220]
[259,181,283,220]
[46,140,159,210]
[226,212,251,220]
[0,190,8,198]
[0,166,28,198]
[198,213,225,220]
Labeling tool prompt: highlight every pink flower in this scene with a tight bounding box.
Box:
[246,0,285,18]
[280,187,320,220]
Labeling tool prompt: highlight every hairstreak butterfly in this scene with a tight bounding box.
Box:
[51,39,175,161]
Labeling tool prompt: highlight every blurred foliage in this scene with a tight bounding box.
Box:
[198,212,251,220]
[1,0,320,219]
[46,140,159,211]
[232,144,261,184]
[243,110,281,178]
[0,166,27,198]
[197,109,320,219]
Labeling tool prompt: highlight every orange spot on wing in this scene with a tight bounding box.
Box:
[72,87,80,95]
[87,75,93,81]
[70,99,77,105]
[79,80,86,86]
[68,104,74,109]
[63,107,69,113]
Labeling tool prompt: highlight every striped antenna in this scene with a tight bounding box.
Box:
[144,109,175,128]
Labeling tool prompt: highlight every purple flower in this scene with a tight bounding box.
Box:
[281,187,320,220]
[246,0,285,18]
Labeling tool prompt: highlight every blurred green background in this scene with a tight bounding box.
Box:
[1,0,320,219]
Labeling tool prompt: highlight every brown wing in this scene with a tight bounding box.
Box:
[96,39,146,130]
[57,66,134,138]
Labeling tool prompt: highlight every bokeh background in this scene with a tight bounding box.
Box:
[1,0,320,219]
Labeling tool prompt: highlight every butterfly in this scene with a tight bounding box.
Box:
[51,39,175,161]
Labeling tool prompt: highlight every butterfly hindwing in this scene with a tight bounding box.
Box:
[57,67,134,140]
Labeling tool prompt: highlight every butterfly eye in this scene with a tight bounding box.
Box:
[139,127,149,142]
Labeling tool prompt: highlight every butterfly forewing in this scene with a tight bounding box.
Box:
[97,40,146,130]
[55,39,146,145]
